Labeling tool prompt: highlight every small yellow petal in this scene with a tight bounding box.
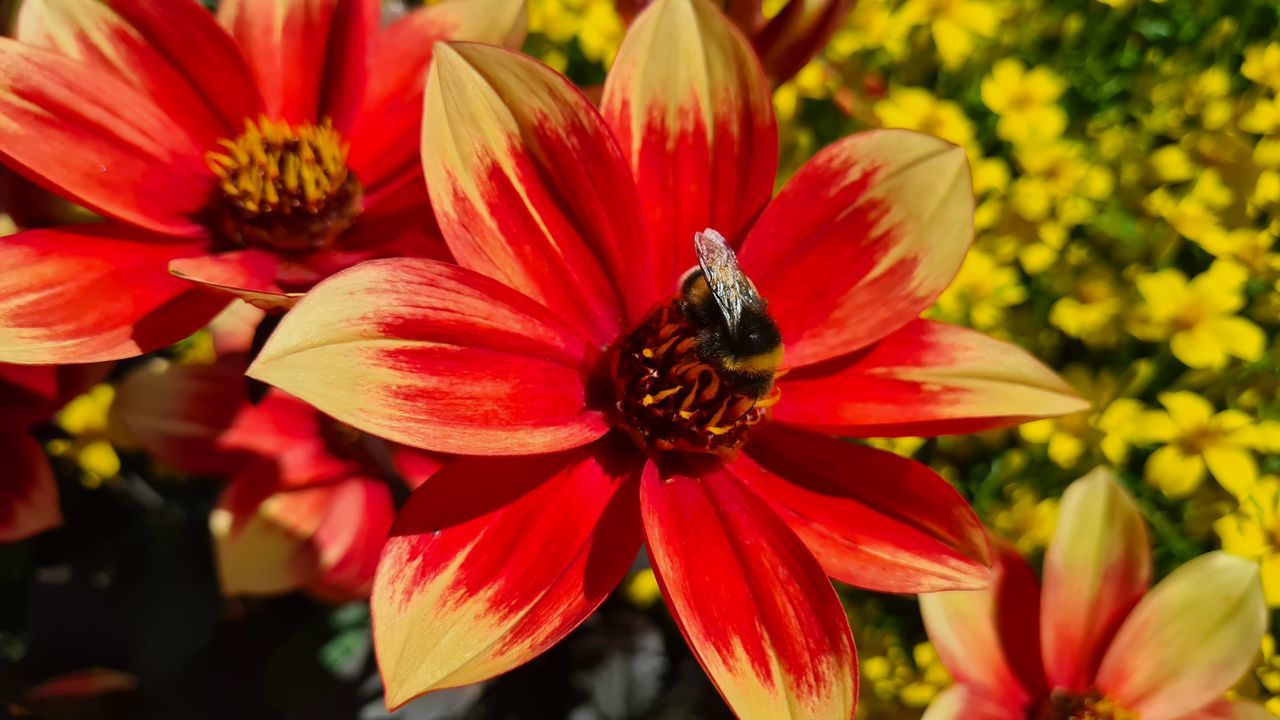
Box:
[1146,445,1207,498]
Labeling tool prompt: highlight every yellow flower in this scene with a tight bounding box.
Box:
[623,568,662,608]
[1050,270,1126,348]
[874,87,976,154]
[1018,367,1146,469]
[1149,144,1196,183]
[528,0,623,66]
[1143,392,1274,498]
[49,383,131,483]
[1215,476,1280,606]
[930,249,1027,331]
[899,0,1001,70]
[989,486,1059,553]
[1241,95,1280,136]
[1128,261,1266,369]
[829,1,913,59]
[1197,228,1279,279]
[981,59,1069,145]
[1243,43,1280,92]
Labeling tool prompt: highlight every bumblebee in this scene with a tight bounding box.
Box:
[679,228,784,399]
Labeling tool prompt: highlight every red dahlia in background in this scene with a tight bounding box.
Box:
[0,0,526,364]
[248,0,1088,716]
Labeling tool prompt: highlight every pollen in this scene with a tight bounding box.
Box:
[206,116,362,253]
[608,301,780,459]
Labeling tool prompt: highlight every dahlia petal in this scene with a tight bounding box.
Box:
[739,130,973,367]
[0,225,231,364]
[920,544,1042,710]
[1041,468,1152,693]
[736,426,991,592]
[0,428,61,542]
[217,0,347,123]
[753,0,852,84]
[601,0,776,308]
[422,42,643,341]
[348,0,528,190]
[0,40,211,236]
[168,252,299,312]
[15,0,228,145]
[319,0,379,134]
[328,172,450,266]
[391,446,448,491]
[306,475,395,600]
[774,319,1089,436]
[248,258,607,456]
[373,443,642,709]
[211,465,323,596]
[114,356,249,475]
[105,0,266,132]
[208,300,266,356]
[1096,552,1267,720]
[641,462,856,720]
[219,390,360,489]
[921,686,1025,720]
[0,364,58,406]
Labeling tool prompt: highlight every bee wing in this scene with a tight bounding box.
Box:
[693,228,765,334]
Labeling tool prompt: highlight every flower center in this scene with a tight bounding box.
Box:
[606,300,780,459]
[206,116,362,253]
[1035,689,1138,720]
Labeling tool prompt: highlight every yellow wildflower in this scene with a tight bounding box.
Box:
[528,0,623,66]
[1050,270,1125,347]
[1243,43,1280,92]
[931,249,1027,332]
[1215,476,1280,605]
[1018,367,1146,469]
[989,486,1059,553]
[1128,261,1266,369]
[898,0,1000,70]
[1143,391,1276,498]
[874,87,976,153]
[1241,95,1280,136]
[623,568,662,608]
[48,383,131,484]
[1149,144,1196,183]
[981,59,1069,145]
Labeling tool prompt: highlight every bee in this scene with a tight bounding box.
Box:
[679,228,784,399]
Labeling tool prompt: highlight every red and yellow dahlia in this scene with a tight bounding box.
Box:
[112,316,441,601]
[0,0,526,364]
[248,1,1087,715]
[922,468,1269,720]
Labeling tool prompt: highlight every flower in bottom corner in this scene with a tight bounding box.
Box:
[247,1,1086,716]
[920,468,1270,720]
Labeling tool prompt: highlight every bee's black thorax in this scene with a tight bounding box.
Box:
[678,271,784,400]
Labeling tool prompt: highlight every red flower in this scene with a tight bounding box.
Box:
[249,0,1087,715]
[615,0,852,84]
[112,307,442,600]
[0,362,110,541]
[921,469,1269,720]
[0,0,528,365]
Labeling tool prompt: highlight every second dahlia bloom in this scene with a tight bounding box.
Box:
[0,0,526,364]
[921,468,1270,720]
[111,308,441,601]
[251,1,1086,715]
